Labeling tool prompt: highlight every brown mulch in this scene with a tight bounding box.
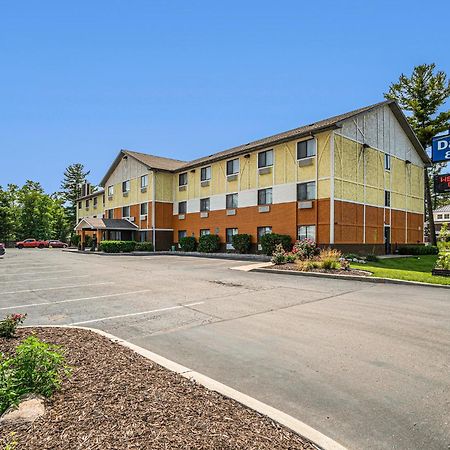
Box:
[268,263,370,276]
[0,328,315,450]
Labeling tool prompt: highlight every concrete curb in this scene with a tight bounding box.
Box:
[27,325,347,450]
[250,267,450,289]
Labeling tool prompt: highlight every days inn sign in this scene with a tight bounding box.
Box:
[432,134,450,163]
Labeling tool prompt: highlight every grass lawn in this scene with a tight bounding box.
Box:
[351,255,450,286]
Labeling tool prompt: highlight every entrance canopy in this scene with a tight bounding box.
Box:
[74,218,139,232]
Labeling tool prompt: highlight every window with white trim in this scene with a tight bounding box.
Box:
[200,198,210,212]
[93,196,98,206]
[122,180,130,193]
[226,193,238,209]
[226,158,239,175]
[258,188,272,205]
[201,166,211,181]
[297,139,316,159]
[258,150,273,168]
[86,199,90,208]
[140,203,148,215]
[226,228,238,248]
[384,153,391,171]
[179,173,187,186]
[200,229,210,236]
[141,174,148,189]
[108,185,114,196]
[178,201,187,214]
[298,225,316,241]
[297,181,316,201]
[107,209,113,219]
[257,226,272,242]
[178,230,187,241]
[385,190,391,207]
[122,205,130,217]
[78,202,82,209]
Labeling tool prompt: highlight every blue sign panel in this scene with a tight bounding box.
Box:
[432,134,450,163]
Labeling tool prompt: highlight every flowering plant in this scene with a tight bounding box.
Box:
[292,239,319,260]
[0,313,27,338]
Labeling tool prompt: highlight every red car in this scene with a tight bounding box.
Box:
[45,240,68,248]
[15,239,46,249]
[0,243,5,256]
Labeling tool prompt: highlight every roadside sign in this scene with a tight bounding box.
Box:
[432,134,450,163]
[434,173,450,194]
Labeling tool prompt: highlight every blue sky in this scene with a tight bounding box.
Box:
[1,0,449,193]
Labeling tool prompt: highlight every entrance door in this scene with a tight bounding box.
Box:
[384,226,391,254]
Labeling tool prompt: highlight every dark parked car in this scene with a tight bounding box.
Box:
[0,243,5,256]
[45,240,68,248]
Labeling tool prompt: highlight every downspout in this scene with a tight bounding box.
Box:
[152,171,156,252]
[329,131,335,245]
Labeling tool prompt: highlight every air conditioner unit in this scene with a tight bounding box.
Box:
[128,216,135,222]
[297,157,314,167]
[123,191,129,197]
[226,243,234,250]
[178,214,185,220]
[200,212,209,218]
[141,187,147,193]
[179,185,187,191]
[258,205,270,213]
[258,167,272,175]
[227,174,238,182]
[226,209,236,216]
[201,180,210,187]
[298,201,313,209]
[108,195,113,200]
[139,214,147,220]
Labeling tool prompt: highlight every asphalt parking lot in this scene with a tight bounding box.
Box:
[1,249,449,450]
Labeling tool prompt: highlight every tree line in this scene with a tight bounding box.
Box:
[0,164,90,244]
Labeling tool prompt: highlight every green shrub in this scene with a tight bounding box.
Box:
[271,244,286,264]
[231,234,252,254]
[0,314,27,338]
[99,241,137,253]
[135,242,154,252]
[398,245,438,255]
[84,235,93,248]
[285,252,297,263]
[179,236,197,252]
[260,233,291,255]
[0,336,71,415]
[365,253,379,262]
[292,239,319,260]
[319,248,341,270]
[70,234,80,247]
[436,252,450,270]
[198,234,220,253]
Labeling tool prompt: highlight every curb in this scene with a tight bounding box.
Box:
[28,325,347,450]
[250,267,450,289]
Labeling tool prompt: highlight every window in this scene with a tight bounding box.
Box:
[444,214,450,220]
[298,225,316,241]
[227,158,239,175]
[258,150,273,168]
[122,205,130,217]
[297,139,316,159]
[226,193,238,209]
[93,197,98,206]
[108,185,114,196]
[226,228,238,248]
[107,209,113,219]
[86,199,90,208]
[384,153,391,171]
[179,173,187,186]
[200,198,210,212]
[297,181,316,201]
[178,201,187,214]
[258,188,272,205]
[122,180,130,193]
[78,202,82,209]
[139,231,148,242]
[257,226,272,241]
[141,174,148,189]
[178,230,187,241]
[200,229,210,236]
[385,190,391,207]
[140,203,148,215]
[201,166,211,181]
[437,214,443,219]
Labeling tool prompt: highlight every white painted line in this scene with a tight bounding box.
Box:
[69,301,205,326]
[0,270,71,277]
[0,265,56,272]
[0,289,152,311]
[0,282,115,296]
[0,274,89,284]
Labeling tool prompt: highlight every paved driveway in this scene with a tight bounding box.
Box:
[1,249,449,450]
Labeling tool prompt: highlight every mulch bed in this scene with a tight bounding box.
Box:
[268,263,370,276]
[0,328,315,450]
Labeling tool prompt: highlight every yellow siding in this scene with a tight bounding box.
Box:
[76,193,104,221]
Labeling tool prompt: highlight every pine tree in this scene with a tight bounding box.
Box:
[385,63,450,246]
[60,163,90,230]
[0,185,16,243]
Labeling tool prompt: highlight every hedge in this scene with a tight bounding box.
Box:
[179,236,197,252]
[198,234,220,253]
[398,245,439,255]
[135,242,154,252]
[231,234,252,254]
[260,233,291,255]
[99,240,137,253]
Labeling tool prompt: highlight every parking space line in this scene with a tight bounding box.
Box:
[69,301,205,326]
[1,281,114,295]
[0,289,151,310]
[0,274,88,284]
[0,270,71,277]
[0,266,57,273]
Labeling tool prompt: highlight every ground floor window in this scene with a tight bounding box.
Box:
[298,225,316,241]
[257,226,272,241]
[110,231,121,240]
[139,231,148,242]
[178,230,187,242]
[226,228,238,250]
[140,203,148,215]
[200,229,210,236]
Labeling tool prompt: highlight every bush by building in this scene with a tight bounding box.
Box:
[260,233,291,255]
[135,242,154,252]
[197,234,220,253]
[398,245,439,255]
[179,236,197,252]
[231,234,252,254]
[99,240,137,253]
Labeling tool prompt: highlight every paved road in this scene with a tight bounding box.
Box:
[1,249,449,450]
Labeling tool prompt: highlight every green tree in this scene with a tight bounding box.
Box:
[60,163,90,229]
[0,185,16,243]
[385,63,450,245]
[49,193,70,241]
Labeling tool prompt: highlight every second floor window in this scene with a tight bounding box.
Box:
[86,199,90,208]
[140,203,148,215]
[297,139,316,159]
[178,201,187,214]
[107,209,113,219]
[258,188,272,205]
[141,174,148,189]
[122,205,130,217]
[122,180,130,193]
[258,150,273,168]
[179,173,187,186]
[385,190,391,207]
[226,193,238,209]
[201,166,211,181]
[297,181,316,201]
[93,197,98,206]
[384,154,391,171]
[78,202,82,209]
[108,185,114,196]
[200,198,210,212]
[227,158,239,175]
